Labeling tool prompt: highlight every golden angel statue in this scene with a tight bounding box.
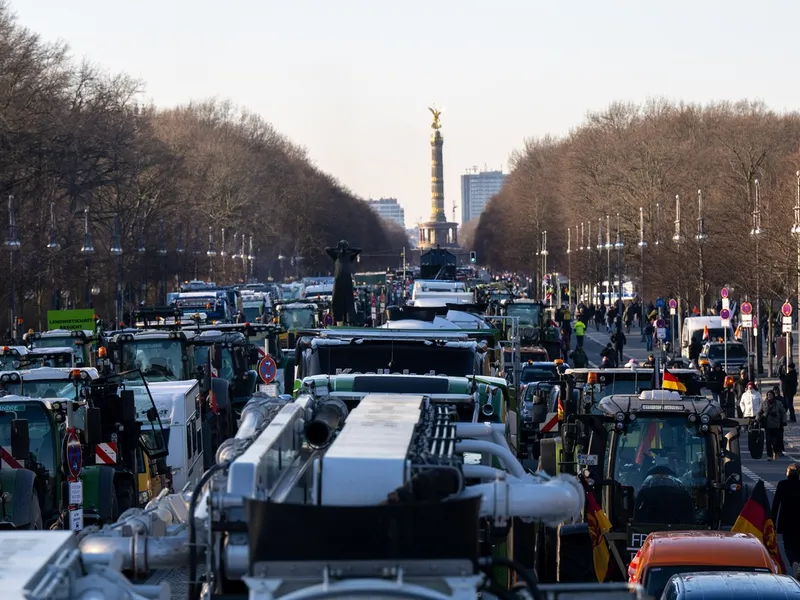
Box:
[428,106,442,130]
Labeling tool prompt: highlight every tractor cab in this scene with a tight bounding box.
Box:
[23,347,76,369]
[183,329,257,404]
[275,301,320,349]
[26,329,94,367]
[0,367,99,399]
[550,390,747,582]
[0,346,27,372]
[102,330,194,384]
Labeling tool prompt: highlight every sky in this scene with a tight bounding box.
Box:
[10,0,800,226]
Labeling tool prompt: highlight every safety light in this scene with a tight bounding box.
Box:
[724,376,735,388]
[97,347,107,358]
[69,369,82,380]
[1,346,8,353]
[699,358,709,366]
[587,372,598,384]
[244,322,250,327]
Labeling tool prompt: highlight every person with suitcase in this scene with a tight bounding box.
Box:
[758,390,788,460]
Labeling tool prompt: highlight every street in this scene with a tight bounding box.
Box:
[577,325,800,501]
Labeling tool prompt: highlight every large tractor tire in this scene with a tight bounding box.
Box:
[538,438,558,476]
[556,523,595,582]
[115,477,136,515]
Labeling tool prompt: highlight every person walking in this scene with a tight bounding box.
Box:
[734,369,750,418]
[772,463,800,570]
[574,318,586,348]
[611,329,627,364]
[758,390,787,461]
[780,362,798,423]
[569,346,588,368]
[643,319,654,351]
[739,381,762,422]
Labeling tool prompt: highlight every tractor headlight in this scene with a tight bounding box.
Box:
[700,414,710,424]
[615,412,625,422]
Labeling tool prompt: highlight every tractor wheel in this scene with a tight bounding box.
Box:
[25,490,43,530]
[116,479,136,515]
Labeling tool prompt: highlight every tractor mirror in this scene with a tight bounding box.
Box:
[10,419,29,460]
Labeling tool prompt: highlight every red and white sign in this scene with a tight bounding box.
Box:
[540,412,559,434]
[0,446,22,469]
[95,442,118,465]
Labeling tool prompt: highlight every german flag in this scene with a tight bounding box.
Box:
[662,368,687,393]
[586,491,612,582]
[731,480,786,573]
[557,396,564,421]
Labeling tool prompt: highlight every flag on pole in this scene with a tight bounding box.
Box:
[662,368,687,393]
[731,480,785,573]
[586,491,612,582]
[703,325,709,340]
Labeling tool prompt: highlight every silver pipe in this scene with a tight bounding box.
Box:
[463,464,522,481]
[454,440,527,480]
[79,536,191,576]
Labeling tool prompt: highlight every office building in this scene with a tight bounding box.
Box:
[460,168,506,223]
[367,198,405,228]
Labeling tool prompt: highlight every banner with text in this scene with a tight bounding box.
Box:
[47,309,95,332]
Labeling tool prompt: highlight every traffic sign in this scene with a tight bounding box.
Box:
[782,302,793,317]
[668,299,678,309]
[657,327,667,340]
[721,287,729,299]
[655,298,665,308]
[656,319,666,329]
[66,430,82,480]
[258,355,278,384]
[741,302,753,315]
[720,308,731,320]
[741,314,753,327]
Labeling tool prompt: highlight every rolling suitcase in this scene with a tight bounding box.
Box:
[748,423,764,460]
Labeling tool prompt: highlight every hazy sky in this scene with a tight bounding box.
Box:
[11,0,800,226]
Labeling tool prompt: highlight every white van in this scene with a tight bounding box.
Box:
[681,316,734,358]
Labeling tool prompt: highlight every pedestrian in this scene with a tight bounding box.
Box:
[734,369,750,418]
[758,390,787,461]
[600,343,617,368]
[707,363,725,405]
[739,381,762,422]
[644,319,654,351]
[574,317,586,348]
[595,305,604,332]
[569,346,588,368]
[611,329,626,364]
[780,362,798,423]
[772,463,800,570]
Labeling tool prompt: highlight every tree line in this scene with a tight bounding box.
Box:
[0,3,408,330]
[474,98,800,315]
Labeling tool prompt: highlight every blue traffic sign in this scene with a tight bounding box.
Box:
[258,355,278,384]
[655,298,665,308]
[66,431,82,480]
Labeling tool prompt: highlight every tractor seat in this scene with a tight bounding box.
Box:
[633,479,695,525]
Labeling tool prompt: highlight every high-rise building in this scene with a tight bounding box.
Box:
[461,168,506,223]
[367,198,405,228]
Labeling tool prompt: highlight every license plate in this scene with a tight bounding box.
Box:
[577,453,598,465]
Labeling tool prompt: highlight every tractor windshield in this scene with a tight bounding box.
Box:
[611,415,710,524]
[4,379,76,399]
[193,346,236,381]
[280,308,315,330]
[0,401,56,476]
[34,336,87,362]
[120,340,185,382]
[505,304,541,327]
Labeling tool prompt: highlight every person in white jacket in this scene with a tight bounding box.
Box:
[739,381,763,419]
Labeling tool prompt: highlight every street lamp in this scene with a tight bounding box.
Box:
[695,189,709,314]
[247,235,255,280]
[136,227,146,305]
[586,220,592,304]
[5,196,20,338]
[157,219,167,304]
[47,201,60,311]
[791,171,800,372]
[605,215,612,311]
[752,179,764,381]
[110,215,123,324]
[674,195,685,344]
[220,228,226,282]
[541,230,549,304]
[596,218,604,307]
[80,207,95,309]
[207,226,217,281]
[638,206,647,338]
[567,226,572,313]
[615,213,624,317]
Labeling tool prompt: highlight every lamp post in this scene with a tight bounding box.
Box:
[567,226,572,314]
[792,171,800,373]
[541,230,549,304]
[5,196,20,339]
[80,208,95,309]
[110,215,123,325]
[605,215,612,312]
[220,228,226,283]
[207,226,217,281]
[248,235,255,281]
[136,227,146,305]
[157,219,167,304]
[615,213,624,319]
[751,179,764,381]
[695,189,709,315]
[176,226,185,292]
[580,222,586,305]
[192,225,201,281]
[673,195,685,345]
[596,218,604,308]
[47,201,60,312]
[586,220,592,304]
[638,206,647,339]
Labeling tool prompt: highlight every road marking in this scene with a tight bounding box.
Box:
[741,465,777,492]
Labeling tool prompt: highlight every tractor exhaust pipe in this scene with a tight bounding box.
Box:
[306,399,348,448]
[481,402,494,417]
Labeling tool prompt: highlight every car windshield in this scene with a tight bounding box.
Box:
[120,340,185,382]
[193,346,235,380]
[505,304,541,326]
[645,565,771,597]
[520,366,559,383]
[612,416,711,524]
[691,327,729,343]
[708,344,747,360]
[0,401,56,476]
[280,308,315,330]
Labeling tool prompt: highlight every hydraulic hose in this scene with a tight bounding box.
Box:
[478,556,544,600]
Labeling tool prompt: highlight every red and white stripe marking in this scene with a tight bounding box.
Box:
[540,412,559,434]
[95,442,117,465]
[0,446,22,469]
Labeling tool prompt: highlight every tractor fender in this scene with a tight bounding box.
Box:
[211,377,231,411]
[0,467,35,527]
[81,465,116,523]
